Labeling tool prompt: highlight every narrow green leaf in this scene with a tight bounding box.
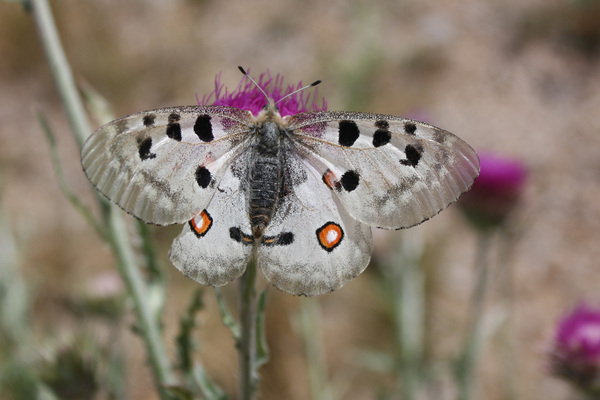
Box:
[193,365,229,400]
[79,79,115,125]
[136,221,164,284]
[163,385,194,400]
[254,290,269,368]
[37,111,106,239]
[176,288,204,373]
[214,288,240,342]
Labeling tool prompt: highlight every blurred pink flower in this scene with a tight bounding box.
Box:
[200,70,327,116]
[84,271,124,299]
[458,152,527,230]
[551,303,600,396]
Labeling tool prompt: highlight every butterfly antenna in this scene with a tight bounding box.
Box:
[238,66,321,105]
[275,79,322,105]
[238,66,270,102]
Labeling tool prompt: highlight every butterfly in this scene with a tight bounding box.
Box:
[81,67,480,296]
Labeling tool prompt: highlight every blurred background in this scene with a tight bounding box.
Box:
[1,0,600,399]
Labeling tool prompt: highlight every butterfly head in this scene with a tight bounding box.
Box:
[238,66,321,122]
[257,98,282,121]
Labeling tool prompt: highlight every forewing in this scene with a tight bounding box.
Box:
[81,105,253,225]
[287,111,480,229]
[258,151,373,296]
[169,164,253,286]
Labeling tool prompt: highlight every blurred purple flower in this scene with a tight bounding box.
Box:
[458,152,527,231]
[200,70,327,116]
[551,304,600,396]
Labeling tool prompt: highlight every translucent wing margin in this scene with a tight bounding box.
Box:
[287,111,480,229]
[81,105,254,225]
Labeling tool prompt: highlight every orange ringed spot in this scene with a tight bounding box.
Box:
[189,210,213,238]
[316,222,344,252]
[322,169,340,190]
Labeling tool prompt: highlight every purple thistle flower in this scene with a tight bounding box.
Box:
[199,70,327,116]
[458,152,527,231]
[551,304,600,396]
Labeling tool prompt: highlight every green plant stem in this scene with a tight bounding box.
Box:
[380,230,424,400]
[498,230,518,400]
[456,233,492,400]
[29,0,90,147]
[29,0,175,396]
[300,298,332,400]
[38,111,105,238]
[397,235,424,400]
[238,260,258,400]
[106,205,177,397]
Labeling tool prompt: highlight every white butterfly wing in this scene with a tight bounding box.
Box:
[169,164,253,286]
[81,106,253,225]
[258,152,373,296]
[287,111,480,229]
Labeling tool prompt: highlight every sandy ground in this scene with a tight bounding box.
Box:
[1,0,600,399]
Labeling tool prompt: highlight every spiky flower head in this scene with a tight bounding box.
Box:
[200,70,327,116]
[458,152,527,231]
[550,303,600,397]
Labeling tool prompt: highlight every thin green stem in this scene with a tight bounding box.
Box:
[300,298,332,400]
[456,233,492,400]
[105,207,176,397]
[381,230,424,400]
[136,221,164,282]
[397,239,424,400]
[498,230,519,400]
[238,259,258,400]
[254,290,270,369]
[37,111,105,239]
[29,0,175,396]
[30,0,91,147]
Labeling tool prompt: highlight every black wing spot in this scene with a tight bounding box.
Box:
[143,114,156,127]
[340,170,360,192]
[263,232,294,246]
[168,113,181,123]
[137,137,156,160]
[400,144,422,167]
[166,123,182,141]
[230,227,242,242]
[375,120,389,129]
[230,227,254,245]
[373,129,391,147]
[404,122,417,135]
[338,120,360,147]
[276,232,294,245]
[194,114,214,142]
[195,165,212,188]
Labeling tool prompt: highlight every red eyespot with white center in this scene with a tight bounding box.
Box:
[189,210,213,238]
[316,222,344,252]
[322,169,341,190]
